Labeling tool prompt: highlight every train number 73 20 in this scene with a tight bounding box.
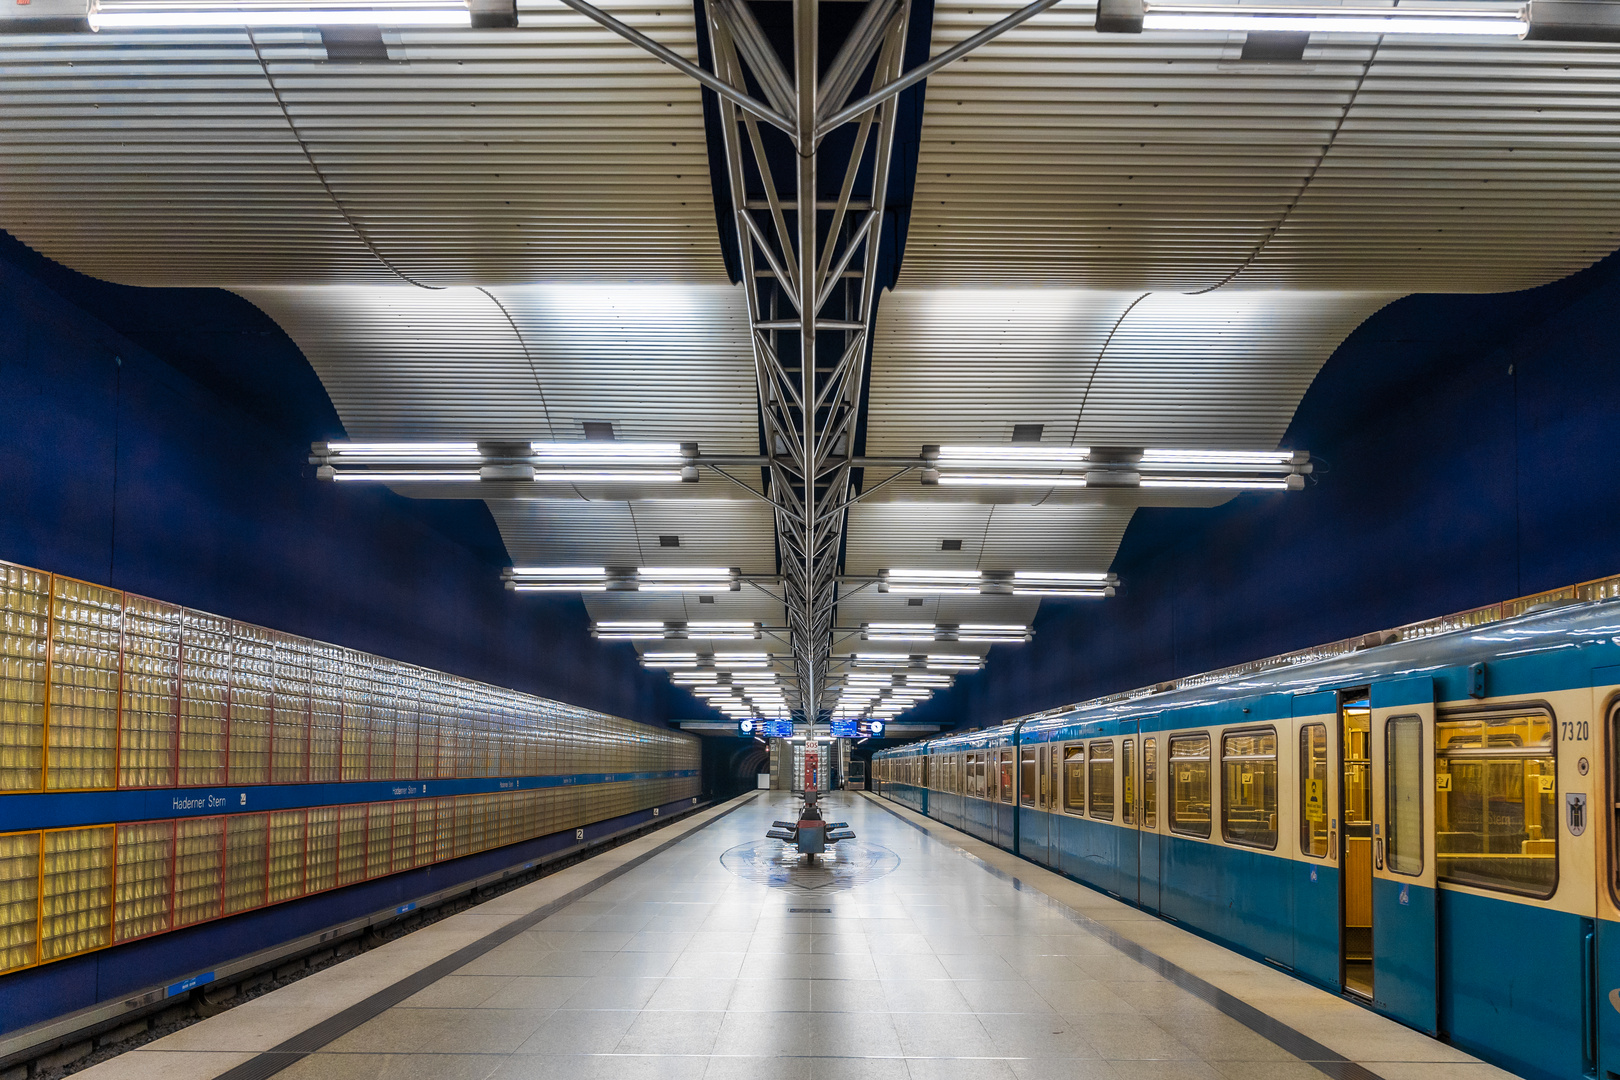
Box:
[1561,720,1590,742]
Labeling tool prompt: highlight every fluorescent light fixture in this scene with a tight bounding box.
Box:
[93,6,469,25]
[321,441,480,459]
[1141,4,1524,34]
[512,567,606,577]
[532,470,683,483]
[1140,476,1298,490]
[532,441,685,461]
[938,474,1090,487]
[886,585,982,595]
[330,470,481,482]
[936,445,1091,465]
[510,584,609,593]
[312,440,696,485]
[640,567,732,578]
[1138,449,1302,465]
[1014,570,1110,582]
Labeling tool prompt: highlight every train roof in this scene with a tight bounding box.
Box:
[875,592,1620,756]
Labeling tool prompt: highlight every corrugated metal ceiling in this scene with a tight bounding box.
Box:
[7,0,1620,720]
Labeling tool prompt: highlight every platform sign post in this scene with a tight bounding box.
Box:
[1370,675,1439,1034]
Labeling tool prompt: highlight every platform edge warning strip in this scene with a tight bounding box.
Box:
[859,793,1386,1080]
[209,792,760,1080]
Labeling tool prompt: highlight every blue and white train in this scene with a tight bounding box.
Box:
[875,584,1620,1080]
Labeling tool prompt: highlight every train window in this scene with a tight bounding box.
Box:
[1063,745,1085,814]
[1143,738,1158,828]
[1122,739,1136,825]
[1299,724,1329,858]
[1221,728,1277,849]
[1088,741,1115,820]
[1385,716,1422,876]
[999,750,1016,804]
[1169,734,1212,838]
[1020,748,1038,804]
[1436,707,1556,898]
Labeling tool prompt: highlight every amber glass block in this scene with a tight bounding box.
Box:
[447,683,473,777]
[0,831,40,973]
[46,578,121,791]
[434,798,457,862]
[304,806,340,893]
[496,794,516,847]
[267,810,306,904]
[271,633,310,784]
[451,797,472,860]
[223,814,268,915]
[389,802,415,874]
[228,623,274,785]
[336,804,368,886]
[412,801,435,867]
[0,564,49,792]
[364,804,392,879]
[119,595,180,788]
[308,644,345,783]
[40,826,115,961]
[114,821,174,942]
[173,817,225,927]
[340,656,372,782]
[179,611,230,787]
[466,794,489,853]
[393,669,419,781]
[367,662,397,783]
[415,681,442,780]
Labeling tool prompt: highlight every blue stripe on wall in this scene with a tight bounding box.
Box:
[0,770,702,831]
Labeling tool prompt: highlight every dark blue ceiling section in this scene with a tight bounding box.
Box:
[908,249,1620,730]
[0,230,724,728]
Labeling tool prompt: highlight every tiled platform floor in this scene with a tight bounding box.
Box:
[84,791,1516,1080]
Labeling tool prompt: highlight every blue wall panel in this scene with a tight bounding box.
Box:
[0,232,719,728]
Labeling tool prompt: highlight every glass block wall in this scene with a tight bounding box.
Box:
[0,560,701,977]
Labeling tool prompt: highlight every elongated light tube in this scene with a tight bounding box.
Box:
[1141,5,1524,34]
[321,441,480,459]
[93,5,469,26]
[938,474,1090,487]
[532,470,683,483]
[1140,477,1296,490]
[330,470,481,482]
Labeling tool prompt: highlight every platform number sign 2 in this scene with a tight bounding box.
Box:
[576,828,585,840]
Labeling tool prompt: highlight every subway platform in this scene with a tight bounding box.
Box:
[79,791,1513,1080]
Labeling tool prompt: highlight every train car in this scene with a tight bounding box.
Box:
[921,725,1019,848]
[875,581,1620,1080]
[872,739,929,815]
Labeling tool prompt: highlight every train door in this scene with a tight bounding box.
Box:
[1120,722,1140,904]
[1140,731,1161,913]
[1339,693,1375,999]
[1368,676,1439,1034]
[998,747,1017,848]
[1017,740,1038,858]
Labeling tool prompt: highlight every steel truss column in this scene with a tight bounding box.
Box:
[707,0,909,722]
[551,0,918,722]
